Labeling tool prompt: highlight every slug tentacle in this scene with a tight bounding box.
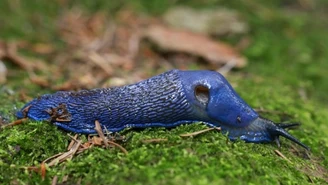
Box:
[16,69,309,150]
[264,121,309,150]
[276,123,300,129]
[258,118,309,150]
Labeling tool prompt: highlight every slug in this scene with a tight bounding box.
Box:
[16,70,309,150]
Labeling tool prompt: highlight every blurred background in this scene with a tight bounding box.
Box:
[0,0,327,104]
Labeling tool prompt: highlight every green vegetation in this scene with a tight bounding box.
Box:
[0,0,327,184]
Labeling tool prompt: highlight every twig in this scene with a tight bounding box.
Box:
[217,59,237,75]
[32,123,128,170]
[67,134,88,150]
[47,139,82,167]
[141,138,168,144]
[1,118,28,128]
[180,127,221,137]
[42,153,64,164]
[107,140,128,155]
[67,134,79,150]
[51,176,58,185]
[94,120,109,148]
[274,150,292,164]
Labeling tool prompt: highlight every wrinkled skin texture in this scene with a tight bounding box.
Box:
[16,70,309,149]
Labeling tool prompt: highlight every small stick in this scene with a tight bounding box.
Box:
[217,59,237,75]
[1,118,28,128]
[180,127,221,137]
[274,150,292,164]
[67,139,82,161]
[94,120,109,148]
[107,140,128,155]
[67,134,88,150]
[47,139,82,166]
[142,138,168,144]
[42,153,64,164]
[67,134,78,151]
[51,176,58,185]
[61,175,69,184]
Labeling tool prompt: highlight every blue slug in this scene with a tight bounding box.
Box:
[16,70,309,149]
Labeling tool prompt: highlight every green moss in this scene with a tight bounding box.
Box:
[0,0,327,184]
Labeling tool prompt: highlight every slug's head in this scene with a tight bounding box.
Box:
[231,117,310,150]
[178,70,309,150]
[179,70,258,127]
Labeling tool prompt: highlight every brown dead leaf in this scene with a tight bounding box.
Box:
[143,25,247,68]
[91,136,103,146]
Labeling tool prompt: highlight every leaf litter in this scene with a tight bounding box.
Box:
[23,120,128,181]
[1,7,249,92]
